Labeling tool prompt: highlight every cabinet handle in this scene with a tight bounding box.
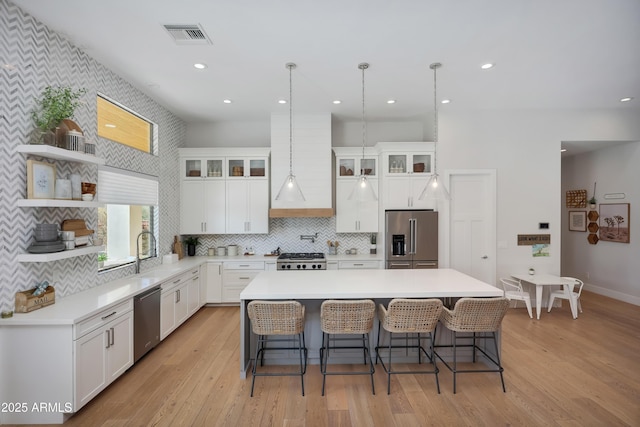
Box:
[239,265,250,267]
[353,263,364,266]
[204,222,207,233]
[176,289,180,303]
[173,279,181,284]
[110,327,115,346]
[218,265,221,274]
[239,277,250,280]
[101,311,117,321]
[191,269,198,275]
[105,330,111,349]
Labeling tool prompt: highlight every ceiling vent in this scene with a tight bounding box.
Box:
[163,24,212,45]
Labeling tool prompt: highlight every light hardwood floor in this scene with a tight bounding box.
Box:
[54,291,639,426]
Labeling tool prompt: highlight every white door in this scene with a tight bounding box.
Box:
[444,170,496,286]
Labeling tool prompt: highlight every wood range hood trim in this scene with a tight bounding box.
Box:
[269,208,334,218]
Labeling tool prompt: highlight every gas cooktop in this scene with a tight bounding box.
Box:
[277,252,326,270]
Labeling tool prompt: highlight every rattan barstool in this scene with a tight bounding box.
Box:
[319,299,376,395]
[247,300,307,397]
[435,297,510,394]
[375,298,443,394]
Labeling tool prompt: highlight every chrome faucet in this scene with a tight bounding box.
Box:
[300,232,318,243]
[135,230,157,274]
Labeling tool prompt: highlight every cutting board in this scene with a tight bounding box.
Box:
[61,219,94,237]
[173,236,184,260]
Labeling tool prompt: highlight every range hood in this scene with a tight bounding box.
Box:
[269,113,334,218]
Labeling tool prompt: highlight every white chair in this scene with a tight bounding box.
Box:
[547,277,584,314]
[500,278,533,318]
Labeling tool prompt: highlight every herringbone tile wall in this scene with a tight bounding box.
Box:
[0,0,185,310]
[0,0,373,312]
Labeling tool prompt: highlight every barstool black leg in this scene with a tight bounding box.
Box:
[298,332,305,396]
[491,332,506,392]
[452,331,458,394]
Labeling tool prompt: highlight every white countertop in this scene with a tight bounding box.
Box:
[1,258,204,326]
[0,253,384,326]
[240,268,503,300]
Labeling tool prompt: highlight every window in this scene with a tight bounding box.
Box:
[97,167,159,271]
[97,94,155,154]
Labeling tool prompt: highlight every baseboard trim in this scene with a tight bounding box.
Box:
[584,284,640,306]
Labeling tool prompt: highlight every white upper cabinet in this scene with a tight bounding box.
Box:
[333,147,379,233]
[179,148,269,234]
[226,179,269,234]
[376,142,436,210]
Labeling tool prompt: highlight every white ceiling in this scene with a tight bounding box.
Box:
[11,0,640,128]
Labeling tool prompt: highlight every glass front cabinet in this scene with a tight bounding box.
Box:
[182,157,225,179]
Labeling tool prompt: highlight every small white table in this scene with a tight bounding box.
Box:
[512,274,578,320]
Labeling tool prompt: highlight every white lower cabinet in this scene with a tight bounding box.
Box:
[74,300,133,410]
[206,262,223,303]
[222,261,264,303]
[160,268,199,339]
[338,260,381,269]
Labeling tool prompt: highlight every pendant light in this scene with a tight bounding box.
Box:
[276,62,305,202]
[348,62,378,202]
[419,62,451,201]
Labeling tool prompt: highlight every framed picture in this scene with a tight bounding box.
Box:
[599,203,630,243]
[27,160,56,199]
[568,211,587,231]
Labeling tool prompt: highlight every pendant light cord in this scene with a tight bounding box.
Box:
[288,63,294,175]
[431,62,441,175]
[359,63,369,168]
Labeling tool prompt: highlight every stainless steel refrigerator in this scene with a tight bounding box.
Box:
[385,210,438,269]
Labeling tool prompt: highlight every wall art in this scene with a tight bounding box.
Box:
[568,211,587,232]
[27,159,56,199]
[599,203,630,243]
[566,189,587,208]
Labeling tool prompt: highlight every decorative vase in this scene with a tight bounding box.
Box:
[31,129,56,146]
[528,268,535,275]
[187,244,196,256]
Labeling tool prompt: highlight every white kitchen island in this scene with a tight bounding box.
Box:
[239,268,503,378]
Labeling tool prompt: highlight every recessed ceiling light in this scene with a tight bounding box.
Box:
[333,100,341,104]
[620,97,634,102]
[481,63,494,70]
[387,99,396,104]
[223,99,232,104]
[441,99,451,104]
[193,63,207,69]
[105,124,116,128]
[278,99,287,104]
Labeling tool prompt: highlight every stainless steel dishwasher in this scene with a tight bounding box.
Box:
[134,286,161,362]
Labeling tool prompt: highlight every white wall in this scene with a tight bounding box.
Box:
[436,108,640,293]
[562,141,640,304]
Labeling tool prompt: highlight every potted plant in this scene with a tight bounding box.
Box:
[30,85,87,146]
[184,236,199,256]
[97,252,107,269]
[588,196,597,209]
